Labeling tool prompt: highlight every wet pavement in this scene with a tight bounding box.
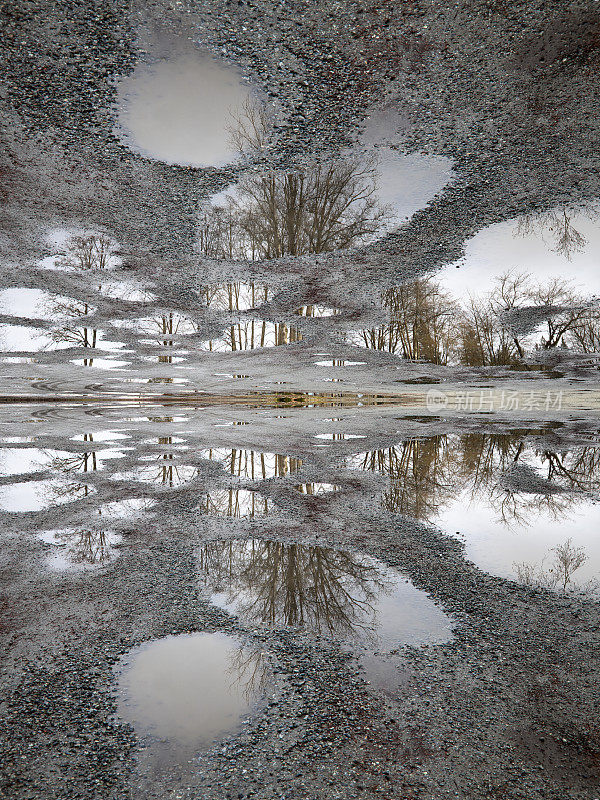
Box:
[2,2,600,799]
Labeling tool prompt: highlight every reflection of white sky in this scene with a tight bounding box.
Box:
[439,208,600,300]
[116,633,260,743]
[115,52,256,167]
[0,448,71,475]
[0,288,58,320]
[0,479,93,511]
[437,490,600,584]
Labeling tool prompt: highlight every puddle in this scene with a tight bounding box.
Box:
[294,483,340,495]
[112,315,198,339]
[41,528,121,568]
[349,435,600,592]
[97,498,156,518]
[315,433,366,440]
[201,489,271,518]
[198,320,302,351]
[71,431,131,442]
[199,540,453,688]
[295,306,340,317]
[100,281,156,302]
[201,283,271,311]
[0,448,73,476]
[0,478,96,511]
[111,464,198,487]
[0,288,83,322]
[0,324,72,352]
[315,359,366,366]
[198,448,302,479]
[115,633,265,768]
[71,357,131,369]
[114,45,261,167]
[40,231,121,272]
[441,202,600,300]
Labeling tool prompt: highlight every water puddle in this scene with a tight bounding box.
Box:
[198,448,302,479]
[315,433,366,441]
[0,448,73,476]
[349,434,600,593]
[198,320,302,351]
[114,43,261,167]
[97,498,156,519]
[200,489,271,518]
[315,359,366,366]
[40,231,121,272]
[295,306,340,317]
[0,288,83,322]
[0,478,96,512]
[115,632,265,769]
[100,281,156,302]
[40,528,121,568]
[199,540,453,689]
[0,324,72,352]
[111,464,198,488]
[294,483,340,495]
[441,202,600,300]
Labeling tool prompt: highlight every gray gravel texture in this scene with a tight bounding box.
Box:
[1,1,600,799]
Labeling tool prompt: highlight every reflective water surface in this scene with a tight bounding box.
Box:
[115,632,266,769]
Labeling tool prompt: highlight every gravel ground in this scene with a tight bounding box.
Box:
[1,1,600,798]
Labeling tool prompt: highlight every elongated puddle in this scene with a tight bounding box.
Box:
[199,540,453,691]
[115,632,265,770]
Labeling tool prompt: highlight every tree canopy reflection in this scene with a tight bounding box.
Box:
[199,539,392,636]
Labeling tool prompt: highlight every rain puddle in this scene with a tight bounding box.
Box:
[441,201,600,300]
[97,498,156,519]
[0,478,96,512]
[0,288,83,321]
[115,632,266,770]
[114,39,262,167]
[100,282,156,302]
[0,324,72,352]
[197,320,302,351]
[197,448,302,479]
[199,540,453,690]
[0,448,72,476]
[40,231,121,271]
[294,483,340,495]
[40,528,121,568]
[200,489,271,518]
[111,464,198,488]
[349,434,600,593]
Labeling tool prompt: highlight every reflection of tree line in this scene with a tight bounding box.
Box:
[198,539,390,636]
[350,434,600,525]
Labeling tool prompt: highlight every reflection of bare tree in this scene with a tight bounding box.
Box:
[227,644,270,703]
[199,539,391,636]
[351,435,600,527]
[51,528,116,565]
[199,109,390,261]
[459,271,594,364]
[514,538,598,596]
[355,437,456,519]
[55,234,115,271]
[201,489,270,518]
[515,206,592,260]
[354,279,456,364]
[44,235,115,365]
[199,448,302,479]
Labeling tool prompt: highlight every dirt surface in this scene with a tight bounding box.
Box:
[1,1,600,799]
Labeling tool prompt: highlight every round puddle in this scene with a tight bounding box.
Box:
[115,632,265,761]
